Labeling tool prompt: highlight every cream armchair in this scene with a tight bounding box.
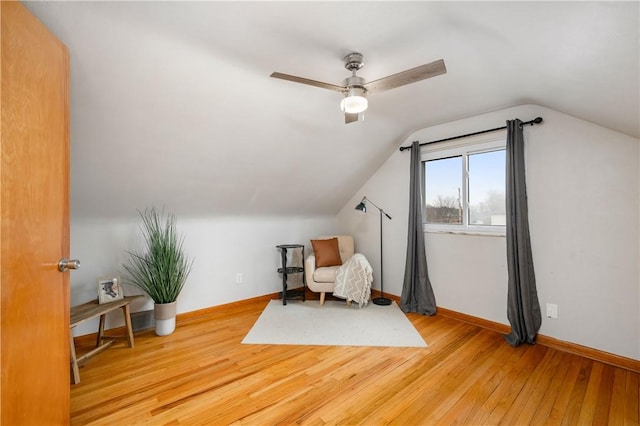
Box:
[305,235,354,305]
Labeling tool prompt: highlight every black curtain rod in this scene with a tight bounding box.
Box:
[398,117,543,152]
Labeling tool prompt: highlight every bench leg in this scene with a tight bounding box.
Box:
[97,314,106,347]
[70,332,80,384]
[122,304,135,348]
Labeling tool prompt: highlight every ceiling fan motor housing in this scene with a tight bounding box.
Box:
[342,75,366,91]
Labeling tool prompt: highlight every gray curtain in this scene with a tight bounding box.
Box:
[504,119,542,346]
[401,141,437,315]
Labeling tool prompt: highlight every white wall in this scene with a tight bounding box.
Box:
[337,104,640,360]
[70,215,337,336]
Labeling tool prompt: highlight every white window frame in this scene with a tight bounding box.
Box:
[421,131,506,237]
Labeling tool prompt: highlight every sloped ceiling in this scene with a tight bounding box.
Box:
[24,1,639,218]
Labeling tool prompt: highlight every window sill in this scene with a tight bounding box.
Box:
[424,227,506,238]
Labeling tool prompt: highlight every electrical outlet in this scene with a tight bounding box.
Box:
[235,273,243,284]
[546,303,558,319]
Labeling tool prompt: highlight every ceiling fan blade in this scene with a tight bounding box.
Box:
[364,59,446,93]
[270,72,345,92]
[345,112,361,124]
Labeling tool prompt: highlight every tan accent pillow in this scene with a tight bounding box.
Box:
[310,238,343,268]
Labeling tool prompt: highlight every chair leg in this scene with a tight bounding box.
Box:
[320,292,325,306]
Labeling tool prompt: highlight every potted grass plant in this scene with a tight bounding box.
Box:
[122,207,193,336]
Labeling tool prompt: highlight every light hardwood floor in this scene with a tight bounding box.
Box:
[71,294,639,425]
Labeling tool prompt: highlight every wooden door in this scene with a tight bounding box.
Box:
[1,2,70,425]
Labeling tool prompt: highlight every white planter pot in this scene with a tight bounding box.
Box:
[154,301,177,336]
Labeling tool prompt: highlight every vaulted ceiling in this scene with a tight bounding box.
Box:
[24,1,639,218]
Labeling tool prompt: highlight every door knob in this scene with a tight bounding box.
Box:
[58,258,80,272]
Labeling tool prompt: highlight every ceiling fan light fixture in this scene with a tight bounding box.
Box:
[340,87,368,114]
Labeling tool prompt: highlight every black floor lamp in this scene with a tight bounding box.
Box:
[355,196,392,306]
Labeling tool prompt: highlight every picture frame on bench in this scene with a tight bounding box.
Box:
[97,276,124,304]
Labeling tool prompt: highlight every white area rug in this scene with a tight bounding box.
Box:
[242,300,427,347]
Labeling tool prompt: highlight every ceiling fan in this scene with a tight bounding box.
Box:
[270,52,446,124]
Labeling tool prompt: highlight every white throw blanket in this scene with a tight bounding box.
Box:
[333,253,373,307]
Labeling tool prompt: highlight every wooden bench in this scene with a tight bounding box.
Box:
[69,295,143,384]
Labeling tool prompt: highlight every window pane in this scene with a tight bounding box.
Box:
[468,150,505,226]
[424,156,462,224]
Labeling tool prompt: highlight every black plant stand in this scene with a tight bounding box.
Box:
[276,244,306,305]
